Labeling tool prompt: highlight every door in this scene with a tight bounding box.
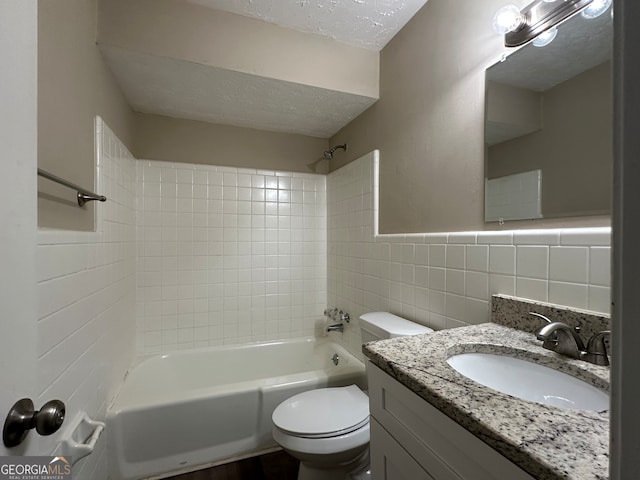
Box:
[0,0,41,458]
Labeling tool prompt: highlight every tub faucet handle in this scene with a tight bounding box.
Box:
[324,307,338,319]
[338,311,350,323]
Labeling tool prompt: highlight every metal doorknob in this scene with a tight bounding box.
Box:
[3,398,66,447]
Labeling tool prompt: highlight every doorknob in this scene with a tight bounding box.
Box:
[3,398,65,447]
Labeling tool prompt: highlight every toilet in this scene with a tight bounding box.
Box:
[271,312,433,480]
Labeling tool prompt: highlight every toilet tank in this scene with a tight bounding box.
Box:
[360,312,433,343]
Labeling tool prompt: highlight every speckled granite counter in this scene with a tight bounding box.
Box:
[363,322,610,480]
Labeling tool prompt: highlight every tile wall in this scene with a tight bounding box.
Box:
[327,151,611,357]
[135,161,327,354]
[36,118,136,479]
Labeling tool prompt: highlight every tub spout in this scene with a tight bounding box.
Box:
[327,323,344,333]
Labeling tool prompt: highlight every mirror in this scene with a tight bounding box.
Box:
[484,10,612,223]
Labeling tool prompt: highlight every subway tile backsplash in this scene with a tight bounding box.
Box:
[135,160,327,354]
[327,151,611,357]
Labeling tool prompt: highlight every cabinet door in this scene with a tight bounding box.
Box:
[370,419,435,480]
[368,362,535,480]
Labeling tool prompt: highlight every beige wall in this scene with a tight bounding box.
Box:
[38,0,135,231]
[328,0,608,233]
[329,0,521,233]
[488,62,612,218]
[134,113,330,173]
[98,0,379,99]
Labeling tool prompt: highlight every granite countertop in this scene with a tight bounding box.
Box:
[363,322,610,480]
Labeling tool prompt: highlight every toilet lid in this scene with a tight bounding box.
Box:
[272,385,369,438]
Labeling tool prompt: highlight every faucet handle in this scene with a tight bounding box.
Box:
[324,307,338,319]
[585,330,611,366]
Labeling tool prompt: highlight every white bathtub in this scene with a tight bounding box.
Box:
[107,337,366,480]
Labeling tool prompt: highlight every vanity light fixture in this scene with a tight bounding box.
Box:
[492,0,600,47]
[532,26,558,47]
[491,4,526,35]
[581,0,612,18]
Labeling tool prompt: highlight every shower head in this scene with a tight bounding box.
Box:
[323,144,348,160]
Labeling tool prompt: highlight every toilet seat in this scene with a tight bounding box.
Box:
[272,385,369,439]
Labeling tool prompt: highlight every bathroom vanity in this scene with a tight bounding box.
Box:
[363,298,610,480]
[367,361,535,480]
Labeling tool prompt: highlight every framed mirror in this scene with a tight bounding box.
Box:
[484,10,612,223]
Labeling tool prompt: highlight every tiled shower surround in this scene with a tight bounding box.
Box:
[135,161,327,353]
[327,152,611,356]
[135,150,610,357]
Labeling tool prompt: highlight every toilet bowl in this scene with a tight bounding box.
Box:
[271,312,433,480]
[272,385,370,480]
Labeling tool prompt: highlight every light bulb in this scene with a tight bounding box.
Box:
[532,26,558,47]
[492,5,525,35]
[581,0,612,19]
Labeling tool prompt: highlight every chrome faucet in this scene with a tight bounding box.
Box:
[326,323,344,333]
[536,321,586,359]
[324,307,350,333]
[533,315,611,366]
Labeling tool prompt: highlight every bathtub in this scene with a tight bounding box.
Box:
[106,337,366,480]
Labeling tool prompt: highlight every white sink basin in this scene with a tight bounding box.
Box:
[446,352,609,412]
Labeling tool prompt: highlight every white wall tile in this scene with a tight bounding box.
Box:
[36,119,136,475]
[515,278,549,303]
[513,230,560,245]
[477,232,513,245]
[137,161,327,353]
[415,244,429,265]
[415,266,429,288]
[516,246,549,280]
[490,274,516,297]
[466,245,489,273]
[446,245,465,269]
[549,281,588,309]
[429,244,446,267]
[445,293,466,320]
[429,267,446,292]
[445,269,465,296]
[589,247,611,287]
[559,228,611,246]
[464,298,489,324]
[465,271,489,300]
[549,247,589,283]
[588,285,611,314]
[489,245,516,275]
[448,232,477,244]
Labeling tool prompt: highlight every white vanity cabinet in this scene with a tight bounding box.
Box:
[367,361,536,480]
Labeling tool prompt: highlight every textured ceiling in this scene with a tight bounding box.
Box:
[101,0,426,138]
[185,0,430,51]
[101,46,377,138]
